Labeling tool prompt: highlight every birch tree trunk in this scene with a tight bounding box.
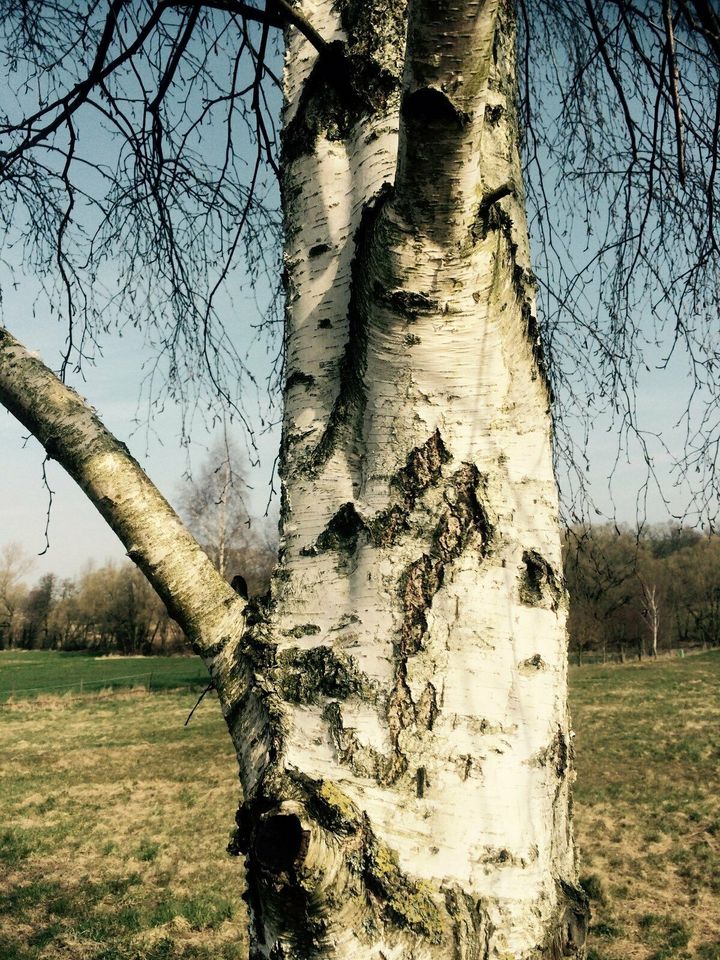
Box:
[231,0,588,956]
[0,0,589,956]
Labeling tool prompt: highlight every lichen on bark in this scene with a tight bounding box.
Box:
[274,645,373,704]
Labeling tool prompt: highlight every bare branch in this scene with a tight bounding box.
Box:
[0,324,245,653]
[663,0,686,184]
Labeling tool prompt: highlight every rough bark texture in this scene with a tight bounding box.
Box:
[231,0,589,957]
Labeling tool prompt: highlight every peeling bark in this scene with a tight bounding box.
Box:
[241,0,588,955]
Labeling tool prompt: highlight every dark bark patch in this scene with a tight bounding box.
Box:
[396,463,491,659]
[306,430,452,556]
[416,681,439,730]
[386,669,417,737]
[401,87,470,127]
[285,370,315,391]
[534,726,569,780]
[283,623,321,639]
[315,501,367,554]
[522,299,552,397]
[472,183,514,243]
[330,612,361,632]
[274,645,369,704]
[384,460,493,772]
[485,103,505,125]
[337,0,408,81]
[544,881,590,958]
[415,766,426,798]
[239,627,277,671]
[401,554,444,656]
[281,0,406,165]
[308,243,331,257]
[555,726,569,779]
[444,885,492,960]
[520,653,546,671]
[324,699,399,782]
[394,428,451,497]
[370,503,409,547]
[281,41,393,164]
[241,794,337,956]
[519,550,561,609]
[379,286,438,319]
[254,813,309,874]
[480,846,515,865]
[435,463,493,561]
[370,429,450,548]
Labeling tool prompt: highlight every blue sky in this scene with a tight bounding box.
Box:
[0,14,709,582]
[0,302,281,580]
[0,290,700,583]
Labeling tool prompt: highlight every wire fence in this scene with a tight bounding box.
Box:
[0,671,206,705]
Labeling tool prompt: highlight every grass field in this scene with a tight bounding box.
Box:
[0,650,718,959]
[0,650,208,702]
[572,652,720,960]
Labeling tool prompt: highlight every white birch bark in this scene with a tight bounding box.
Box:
[640,579,660,658]
[235,0,588,957]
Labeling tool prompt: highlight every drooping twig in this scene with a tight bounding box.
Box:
[184,680,216,725]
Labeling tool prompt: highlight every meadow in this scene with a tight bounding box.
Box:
[0,649,718,959]
[0,651,208,702]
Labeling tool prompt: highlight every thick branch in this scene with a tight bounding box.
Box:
[0,325,244,654]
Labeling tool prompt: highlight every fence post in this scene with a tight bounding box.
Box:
[79,679,83,695]
[148,672,153,692]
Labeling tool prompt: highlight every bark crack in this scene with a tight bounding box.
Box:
[303,183,393,477]
[519,549,562,610]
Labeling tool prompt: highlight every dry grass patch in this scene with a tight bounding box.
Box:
[572,651,720,960]
[0,689,246,960]
[2,651,719,958]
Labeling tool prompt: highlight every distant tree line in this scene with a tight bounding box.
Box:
[0,535,275,654]
[0,441,276,654]
[565,524,720,663]
[3,514,716,661]
[0,557,177,653]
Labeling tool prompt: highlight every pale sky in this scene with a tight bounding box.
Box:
[0,293,701,584]
[0,303,281,581]
[0,16,710,584]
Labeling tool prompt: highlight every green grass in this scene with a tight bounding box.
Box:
[572,649,720,958]
[1,648,719,958]
[0,649,208,702]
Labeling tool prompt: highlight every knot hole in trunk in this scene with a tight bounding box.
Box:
[254,809,310,874]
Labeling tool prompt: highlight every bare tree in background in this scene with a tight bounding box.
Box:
[0,0,719,956]
[0,541,34,648]
[177,437,276,593]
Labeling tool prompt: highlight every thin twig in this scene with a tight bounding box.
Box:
[39,456,55,556]
[184,680,216,725]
